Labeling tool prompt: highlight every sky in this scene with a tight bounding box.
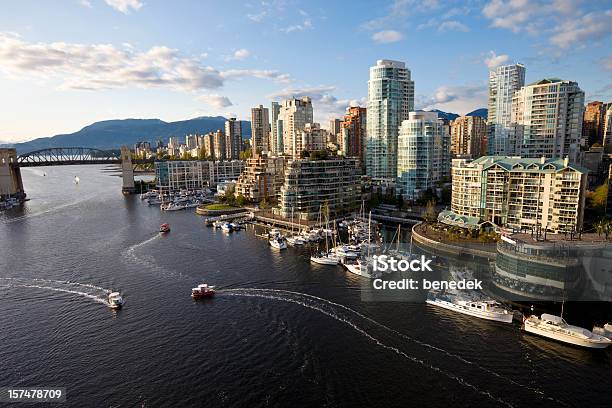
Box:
[0,0,610,143]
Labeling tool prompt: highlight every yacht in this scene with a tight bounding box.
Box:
[192,284,215,299]
[344,259,379,278]
[287,236,305,246]
[333,245,359,259]
[269,237,287,250]
[523,314,612,349]
[220,222,232,232]
[159,223,171,233]
[161,202,186,211]
[426,293,513,323]
[593,323,612,340]
[107,292,124,309]
[310,251,340,265]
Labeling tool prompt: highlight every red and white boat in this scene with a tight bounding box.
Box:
[191,283,215,299]
[159,223,171,233]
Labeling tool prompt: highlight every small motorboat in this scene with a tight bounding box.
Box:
[192,284,215,299]
[221,222,233,232]
[159,223,171,233]
[108,292,124,309]
[269,237,287,250]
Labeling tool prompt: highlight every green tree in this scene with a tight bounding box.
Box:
[422,199,438,224]
[236,194,247,206]
[240,149,252,160]
[197,147,207,160]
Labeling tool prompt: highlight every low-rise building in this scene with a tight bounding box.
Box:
[155,160,244,191]
[278,158,360,220]
[451,156,588,233]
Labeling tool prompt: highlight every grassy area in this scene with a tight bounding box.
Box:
[205,203,238,210]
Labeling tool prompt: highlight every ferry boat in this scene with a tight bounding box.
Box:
[426,293,513,323]
[269,237,287,250]
[310,252,340,265]
[159,223,171,233]
[523,314,612,349]
[107,292,124,309]
[192,284,215,299]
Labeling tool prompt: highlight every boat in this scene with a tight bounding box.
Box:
[159,223,171,233]
[310,251,340,265]
[269,237,287,250]
[74,176,80,184]
[426,293,513,323]
[344,259,380,278]
[523,314,612,349]
[592,323,612,340]
[333,245,359,259]
[192,284,215,299]
[221,222,232,232]
[161,202,186,211]
[107,292,124,309]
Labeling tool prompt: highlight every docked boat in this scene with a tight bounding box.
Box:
[344,259,379,278]
[523,314,612,349]
[592,323,612,340]
[269,237,287,250]
[310,252,340,265]
[333,245,359,259]
[192,284,215,299]
[159,223,171,233]
[107,292,124,309]
[426,293,513,323]
[161,202,186,211]
[220,222,233,232]
[286,236,305,246]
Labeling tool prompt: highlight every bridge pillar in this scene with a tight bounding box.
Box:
[0,148,26,201]
[121,146,136,195]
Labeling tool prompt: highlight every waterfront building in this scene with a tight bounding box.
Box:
[155,160,244,191]
[235,155,286,202]
[583,101,606,147]
[295,123,326,155]
[451,156,587,233]
[279,97,313,158]
[487,63,526,155]
[340,106,367,165]
[225,118,242,160]
[270,101,281,154]
[450,116,487,158]
[511,78,585,164]
[251,105,270,155]
[278,158,360,220]
[366,59,414,181]
[396,111,450,200]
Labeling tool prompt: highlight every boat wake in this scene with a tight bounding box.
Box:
[122,234,185,279]
[219,288,567,407]
[2,192,98,224]
[0,280,109,306]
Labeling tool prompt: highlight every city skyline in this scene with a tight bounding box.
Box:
[0,0,611,142]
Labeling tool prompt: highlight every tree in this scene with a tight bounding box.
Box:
[197,147,207,160]
[180,151,191,160]
[240,149,252,160]
[236,194,247,206]
[422,199,438,224]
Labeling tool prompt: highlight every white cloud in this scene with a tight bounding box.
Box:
[437,20,469,32]
[247,11,267,22]
[372,30,404,43]
[0,32,290,93]
[484,51,509,70]
[230,48,251,60]
[363,0,439,30]
[197,94,233,109]
[280,18,312,33]
[482,0,529,32]
[550,10,612,48]
[79,0,92,8]
[104,0,143,14]
[416,84,487,114]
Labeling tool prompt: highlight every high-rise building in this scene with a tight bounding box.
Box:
[278,97,314,158]
[185,134,198,150]
[604,105,612,152]
[450,116,487,158]
[213,130,226,161]
[340,106,367,165]
[278,158,360,220]
[328,118,341,144]
[235,155,286,202]
[294,123,326,155]
[251,105,270,157]
[583,101,607,147]
[270,101,281,154]
[511,78,585,163]
[396,111,450,200]
[451,156,587,232]
[366,59,414,181]
[224,118,242,160]
[487,63,526,155]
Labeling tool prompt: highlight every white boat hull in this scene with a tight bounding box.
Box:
[524,321,611,349]
[310,256,339,265]
[426,299,513,323]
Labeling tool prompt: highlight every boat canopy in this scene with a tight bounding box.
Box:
[109,292,121,297]
[541,314,564,323]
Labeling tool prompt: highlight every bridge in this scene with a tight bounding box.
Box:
[1,146,153,200]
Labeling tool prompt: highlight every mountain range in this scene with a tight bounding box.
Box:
[6,108,487,154]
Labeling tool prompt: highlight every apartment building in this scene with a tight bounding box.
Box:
[340,106,367,165]
[155,160,244,191]
[279,97,313,158]
[450,115,487,158]
[224,118,242,160]
[451,156,587,232]
[234,155,286,202]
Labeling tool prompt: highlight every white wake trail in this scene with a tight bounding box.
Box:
[2,284,108,306]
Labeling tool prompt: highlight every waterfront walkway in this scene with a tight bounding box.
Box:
[411,222,498,260]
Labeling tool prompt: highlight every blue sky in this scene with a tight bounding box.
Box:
[0,0,610,142]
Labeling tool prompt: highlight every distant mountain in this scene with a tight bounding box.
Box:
[12,117,252,154]
[466,108,488,119]
[427,109,460,121]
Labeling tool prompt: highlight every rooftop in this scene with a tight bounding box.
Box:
[467,156,588,174]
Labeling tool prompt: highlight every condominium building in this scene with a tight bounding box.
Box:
[604,105,612,152]
[396,111,451,200]
[279,97,313,158]
[583,101,606,146]
[450,115,487,158]
[511,78,585,163]
[234,155,286,202]
[251,105,270,155]
[295,123,326,155]
[340,106,367,165]
[451,156,587,232]
[270,101,281,154]
[328,118,341,144]
[278,158,360,220]
[366,59,414,181]
[155,160,244,191]
[212,130,226,161]
[487,63,526,155]
[185,134,198,150]
[224,118,242,160]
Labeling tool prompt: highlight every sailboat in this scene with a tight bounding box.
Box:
[310,202,340,265]
[287,207,305,246]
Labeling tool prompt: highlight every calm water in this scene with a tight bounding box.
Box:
[1,165,611,408]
